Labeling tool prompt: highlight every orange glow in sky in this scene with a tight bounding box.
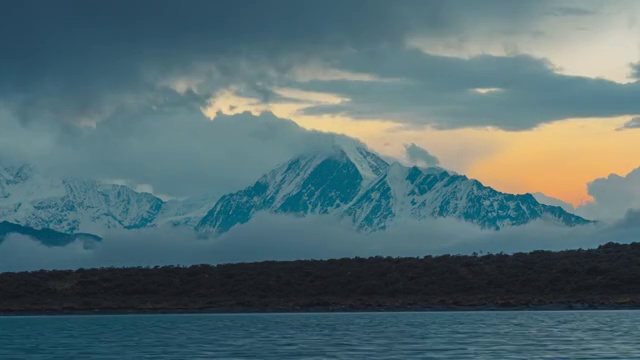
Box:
[205,90,640,206]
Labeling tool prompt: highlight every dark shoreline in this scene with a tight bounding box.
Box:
[4,303,640,317]
[3,242,640,317]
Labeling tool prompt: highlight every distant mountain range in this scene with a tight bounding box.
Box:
[0,143,591,244]
[0,162,211,238]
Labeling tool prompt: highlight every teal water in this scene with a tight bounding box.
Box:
[1,311,639,359]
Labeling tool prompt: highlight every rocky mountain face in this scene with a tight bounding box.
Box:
[197,145,591,234]
[197,144,388,234]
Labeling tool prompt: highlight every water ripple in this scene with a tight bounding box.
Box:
[1,311,639,359]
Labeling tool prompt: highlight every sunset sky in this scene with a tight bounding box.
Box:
[206,91,640,207]
[198,0,640,208]
[1,0,639,219]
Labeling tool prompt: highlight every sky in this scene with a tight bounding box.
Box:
[1,0,639,220]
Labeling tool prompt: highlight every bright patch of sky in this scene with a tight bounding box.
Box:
[408,1,640,83]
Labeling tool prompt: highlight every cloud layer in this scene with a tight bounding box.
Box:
[617,117,640,130]
[2,210,639,272]
[2,0,634,131]
[404,143,440,167]
[298,48,640,130]
[4,0,528,124]
[0,106,360,198]
[534,166,640,223]
[577,167,640,221]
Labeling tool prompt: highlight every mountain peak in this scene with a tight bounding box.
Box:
[196,145,390,234]
[1,148,592,239]
[334,143,389,182]
[199,152,592,235]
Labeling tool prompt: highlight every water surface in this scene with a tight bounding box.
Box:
[1,311,639,359]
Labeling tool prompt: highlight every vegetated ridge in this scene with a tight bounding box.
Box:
[1,242,639,314]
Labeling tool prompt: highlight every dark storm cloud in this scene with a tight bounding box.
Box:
[0,0,554,125]
[0,104,364,198]
[0,0,425,123]
[298,48,640,130]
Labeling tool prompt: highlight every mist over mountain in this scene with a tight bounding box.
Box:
[0,136,591,248]
[0,221,100,248]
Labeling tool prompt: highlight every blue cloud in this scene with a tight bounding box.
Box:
[617,117,640,131]
[632,62,640,80]
[0,0,563,126]
[404,143,440,167]
[297,48,640,130]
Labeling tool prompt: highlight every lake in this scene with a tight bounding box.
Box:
[1,311,639,359]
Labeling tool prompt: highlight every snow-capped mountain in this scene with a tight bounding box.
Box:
[197,142,388,234]
[1,144,592,238]
[344,163,590,231]
[0,163,166,235]
[197,145,591,234]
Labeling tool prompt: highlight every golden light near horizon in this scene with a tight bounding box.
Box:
[349,116,640,207]
[359,117,640,207]
[201,0,640,208]
[464,117,640,206]
[203,88,640,207]
[202,87,399,139]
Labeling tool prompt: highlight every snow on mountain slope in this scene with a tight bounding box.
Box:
[0,163,32,199]
[198,146,592,234]
[0,163,165,235]
[196,144,389,234]
[156,195,219,228]
[532,192,576,213]
[0,144,592,238]
[344,163,590,231]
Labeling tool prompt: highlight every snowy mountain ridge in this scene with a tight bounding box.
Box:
[197,145,591,234]
[0,144,592,239]
[196,145,388,234]
[0,164,213,235]
[0,162,191,235]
